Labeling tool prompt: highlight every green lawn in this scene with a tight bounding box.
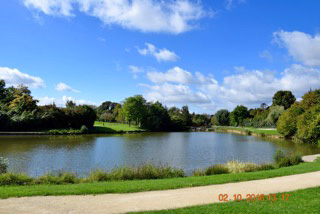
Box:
[214,126,280,136]
[1,161,320,199]
[135,186,320,213]
[93,121,145,133]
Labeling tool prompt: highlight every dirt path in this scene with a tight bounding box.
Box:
[1,171,320,214]
[302,154,320,162]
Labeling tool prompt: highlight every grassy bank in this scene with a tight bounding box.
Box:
[0,160,319,199]
[136,186,320,213]
[0,122,145,135]
[213,126,280,137]
[93,121,145,133]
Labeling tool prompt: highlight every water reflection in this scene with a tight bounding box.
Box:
[0,132,319,177]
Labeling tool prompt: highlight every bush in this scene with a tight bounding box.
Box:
[35,172,78,184]
[0,157,8,174]
[204,164,229,175]
[0,173,33,185]
[245,130,252,135]
[226,161,259,174]
[192,169,205,176]
[288,153,303,165]
[80,125,89,133]
[256,163,275,171]
[86,170,110,182]
[274,150,303,167]
[274,150,286,164]
[277,157,292,167]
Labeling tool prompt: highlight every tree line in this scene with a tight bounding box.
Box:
[0,80,96,131]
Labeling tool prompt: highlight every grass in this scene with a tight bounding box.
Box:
[0,160,319,199]
[93,121,145,133]
[134,186,320,213]
[214,126,280,136]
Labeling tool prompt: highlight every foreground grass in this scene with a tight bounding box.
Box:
[0,161,319,199]
[93,121,145,133]
[214,126,280,136]
[136,187,320,214]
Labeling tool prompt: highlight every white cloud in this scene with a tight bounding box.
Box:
[129,65,144,79]
[55,82,80,92]
[37,95,96,106]
[0,67,45,88]
[138,43,179,62]
[225,0,246,10]
[147,67,192,84]
[141,83,211,104]
[141,64,320,112]
[273,30,320,67]
[259,50,273,62]
[24,0,208,34]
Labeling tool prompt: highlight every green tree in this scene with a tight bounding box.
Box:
[296,105,320,144]
[214,109,230,126]
[122,95,147,127]
[272,90,296,109]
[142,101,171,131]
[277,102,304,138]
[9,85,38,113]
[181,105,192,126]
[300,90,320,110]
[66,100,76,108]
[230,105,249,127]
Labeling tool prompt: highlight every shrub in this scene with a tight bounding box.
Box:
[226,161,259,174]
[256,163,275,171]
[192,169,205,176]
[274,150,303,167]
[86,170,110,182]
[288,153,303,165]
[35,172,78,184]
[0,157,8,174]
[204,164,229,175]
[274,150,286,164]
[277,157,292,167]
[245,130,252,135]
[0,173,33,185]
[80,125,89,133]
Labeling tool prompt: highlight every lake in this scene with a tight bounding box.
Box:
[0,132,319,177]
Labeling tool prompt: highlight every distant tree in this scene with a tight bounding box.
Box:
[272,90,296,109]
[300,90,320,110]
[277,103,304,138]
[9,85,38,113]
[230,105,249,126]
[122,95,147,127]
[260,103,268,110]
[66,100,76,108]
[214,109,230,126]
[181,105,192,126]
[142,101,171,131]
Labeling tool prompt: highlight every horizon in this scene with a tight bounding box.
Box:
[1,0,320,114]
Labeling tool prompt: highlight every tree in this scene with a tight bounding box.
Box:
[230,105,249,126]
[9,85,38,113]
[122,95,147,127]
[296,105,320,144]
[300,90,320,110]
[277,102,304,138]
[272,90,296,109]
[214,109,230,126]
[181,105,192,126]
[142,101,171,131]
[66,100,76,108]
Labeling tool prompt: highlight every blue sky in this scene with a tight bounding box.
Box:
[1,0,320,113]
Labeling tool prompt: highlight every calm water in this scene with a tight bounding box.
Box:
[0,132,319,177]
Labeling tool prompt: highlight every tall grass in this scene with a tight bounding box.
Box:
[273,150,303,167]
[0,157,8,174]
